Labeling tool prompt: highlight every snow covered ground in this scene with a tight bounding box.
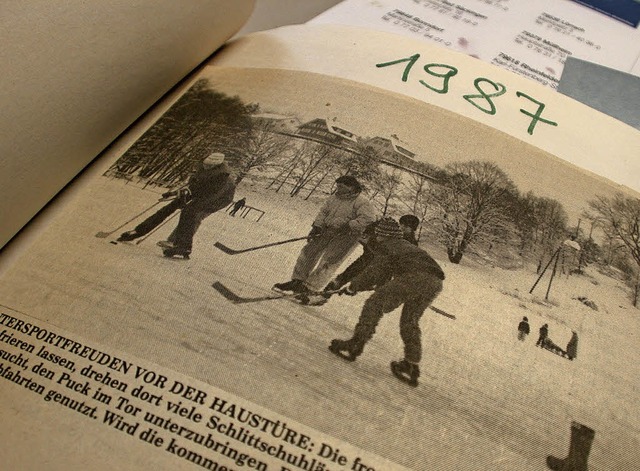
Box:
[1,176,638,470]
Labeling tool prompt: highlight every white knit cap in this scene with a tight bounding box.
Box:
[203,152,225,166]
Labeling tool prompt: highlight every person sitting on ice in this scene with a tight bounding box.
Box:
[117,152,235,258]
[328,217,445,387]
[272,175,376,296]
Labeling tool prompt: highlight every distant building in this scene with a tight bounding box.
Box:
[251,113,301,133]
[296,118,360,151]
[364,134,418,166]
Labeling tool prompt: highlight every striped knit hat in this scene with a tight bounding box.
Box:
[374,217,403,239]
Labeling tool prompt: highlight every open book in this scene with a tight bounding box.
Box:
[2,2,639,470]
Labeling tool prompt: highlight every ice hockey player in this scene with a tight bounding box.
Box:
[301,214,421,306]
[117,152,235,258]
[328,217,445,387]
[272,175,376,295]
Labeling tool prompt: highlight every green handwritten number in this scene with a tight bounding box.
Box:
[376,54,421,82]
[516,91,558,135]
[419,63,458,94]
[463,78,506,115]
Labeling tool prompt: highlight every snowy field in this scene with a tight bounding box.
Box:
[1,176,638,470]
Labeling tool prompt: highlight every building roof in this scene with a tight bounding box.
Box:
[299,118,359,143]
[252,112,298,121]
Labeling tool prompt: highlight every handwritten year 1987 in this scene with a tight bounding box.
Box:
[375,53,558,136]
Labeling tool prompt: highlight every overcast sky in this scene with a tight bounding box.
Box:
[202,67,630,223]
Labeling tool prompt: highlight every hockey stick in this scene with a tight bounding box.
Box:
[135,211,179,245]
[212,281,299,303]
[212,282,452,319]
[95,201,162,238]
[214,236,309,255]
[429,306,456,320]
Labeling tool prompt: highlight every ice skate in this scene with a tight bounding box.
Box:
[156,240,174,249]
[116,230,139,242]
[296,290,329,306]
[272,279,304,294]
[390,359,420,387]
[162,246,191,259]
[328,339,361,362]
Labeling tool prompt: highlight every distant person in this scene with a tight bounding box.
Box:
[273,175,376,295]
[399,214,420,246]
[536,323,549,347]
[328,217,445,387]
[517,316,530,341]
[566,331,578,360]
[229,197,246,216]
[117,152,235,258]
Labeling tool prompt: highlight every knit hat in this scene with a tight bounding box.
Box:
[335,175,362,191]
[375,217,403,239]
[399,214,420,231]
[362,221,378,237]
[203,152,225,166]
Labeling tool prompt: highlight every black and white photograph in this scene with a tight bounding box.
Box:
[1,66,638,470]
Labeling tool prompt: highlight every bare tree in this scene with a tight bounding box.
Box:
[396,163,441,240]
[232,124,294,184]
[289,142,339,197]
[432,161,517,264]
[370,168,403,217]
[587,193,640,306]
[587,193,640,267]
[108,78,252,187]
[343,143,383,186]
[509,192,569,270]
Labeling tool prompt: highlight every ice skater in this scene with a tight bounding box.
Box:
[328,217,445,387]
[273,175,376,296]
[117,152,235,258]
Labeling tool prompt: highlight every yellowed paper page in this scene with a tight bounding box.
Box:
[0,0,256,248]
[1,25,639,470]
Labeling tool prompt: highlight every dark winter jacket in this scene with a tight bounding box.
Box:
[349,237,445,292]
[539,325,548,338]
[404,232,418,246]
[335,243,376,288]
[334,229,419,287]
[187,162,236,213]
[518,321,530,334]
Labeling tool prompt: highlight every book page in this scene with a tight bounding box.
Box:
[0,0,255,249]
[310,0,640,87]
[1,25,639,470]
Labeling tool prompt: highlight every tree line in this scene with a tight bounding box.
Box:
[106,80,640,305]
